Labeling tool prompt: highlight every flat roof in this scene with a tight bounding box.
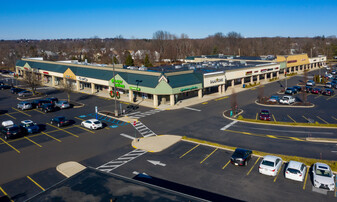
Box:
[186,54,276,61]
[27,168,239,201]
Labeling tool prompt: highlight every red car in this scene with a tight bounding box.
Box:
[322,89,334,96]
[311,88,322,94]
[259,110,271,121]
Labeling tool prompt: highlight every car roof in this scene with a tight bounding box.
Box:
[2,120,14,127]
[315,162,330,170]
[287,161,303,170]
[55,116,65,119]
[87,119,99,122]
[263,155,280,162]
[261,109,269,112]
[235,148,251,153]
[21,120,33,124]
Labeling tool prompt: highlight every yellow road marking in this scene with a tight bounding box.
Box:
[332,116,337,121]
[256,113,258,120]
[247,157,260,176]
[41,131,61,142]
[302,115,309,122]
[33,109,45,114]
[11,107,31,117]
[179,144,200,159]
[75,117,85,121]
[267,135,277,139]
[0,137,20,153]
[272,114,276,122]
[290,137,303,141]
[105,127,110,130]
[326,94,336,100]
[200,148,218,164]
[316,116,328,124]
[287,115,296,123]
[242,132,251,135]
[202,102,208,104]
[74,125,95,133]
[215,96,228,101]
[4,113,16,119]
[27,176,45,191]
[46,123,79,138]
[250,87,256,90]
[222,160,231,169]
[314,94,322,99]
[274,163,283,182]
[0,186,14,202]
[24,137,42,147]
[303,167,309,190]
[0,111,20,117]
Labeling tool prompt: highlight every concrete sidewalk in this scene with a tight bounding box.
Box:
[131,135,182,152]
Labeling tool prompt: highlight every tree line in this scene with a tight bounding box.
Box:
[1,31,337,69]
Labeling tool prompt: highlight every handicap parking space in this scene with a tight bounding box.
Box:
[76,113,129,129]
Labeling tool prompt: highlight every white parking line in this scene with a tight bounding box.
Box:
[183,107,201,112]
[220,120,238,131]
[120,133,135,140]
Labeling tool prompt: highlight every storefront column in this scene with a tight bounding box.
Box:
[91,83,95,94]
[218,85,222,94]
[276,72,279,78]
[270,72,273,79]
[222,85,225,93]
[257,75,260,82]
[170,94,174,106]
[198,89,203,98]
[76,80,80,91]
[153,94,158,107]
[241,78,244,85]
[51,76,55,87]
[250,76,253,84]
[264,74,267,81]
[129,90,133,102]
[231,80,234,87]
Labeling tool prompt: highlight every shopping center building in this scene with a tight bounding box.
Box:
[15,54,326,107]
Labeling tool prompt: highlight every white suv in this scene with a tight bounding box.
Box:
[279,96,295,105]
[312,162,335,191]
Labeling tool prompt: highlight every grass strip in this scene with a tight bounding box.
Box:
[182,136,337,172]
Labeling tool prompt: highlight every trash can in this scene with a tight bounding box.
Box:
[243,84,245,88]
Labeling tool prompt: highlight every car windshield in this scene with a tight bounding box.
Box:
[270,96,278,99]
[25,123,34,127]
[260,111,269,115]
[315,168,332,177]
[57,117,66,121]
[287,168,300,174]
[8,126,19,132]
[261,160,274,167]
[93,121,101,124]
[282,97,289,100]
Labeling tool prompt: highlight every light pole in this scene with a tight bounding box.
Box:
[113,56,118,117]
[284,56,288,90]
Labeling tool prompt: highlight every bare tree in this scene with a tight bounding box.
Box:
[22,70,41,95]
[230,89,238,115]
[258,85,265,103]
[60,78,75,102]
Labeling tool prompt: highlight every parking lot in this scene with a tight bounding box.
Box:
[113,141,337,201]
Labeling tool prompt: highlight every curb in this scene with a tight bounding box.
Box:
[97,111,135,123]
[306,137,337,143]
[17,94,47,101]
[222,110,337,129]
[254,100,315,108]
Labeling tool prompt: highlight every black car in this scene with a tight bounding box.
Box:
[11,87,24,94]
[0,125,23,140]
[31,99,49,108]
[41,103,57,113]
[45,97,59,104]
[292,86,302,92]
[0,85,11,90]
[230,148,252,166]
[305,86,313,93]
[285,87,296,95]
[50,116,70,127]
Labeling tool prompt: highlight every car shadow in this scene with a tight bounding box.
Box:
[38,124,47,132]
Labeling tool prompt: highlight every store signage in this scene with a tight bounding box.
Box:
[180,86,197,92]
[245,71,252,75]
[65,75,75,80]
[260,69,267,73]
[24,67,28,70]
[43,71,49,74]
[210,78,224,84]
[78,77,88,82]
[267,68,273,71]
[111,78,125,88]
[130,86,140,91]
[254,71,258,73]
[287,60,297,63]
[275,67,279,70]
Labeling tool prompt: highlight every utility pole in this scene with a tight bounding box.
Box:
[113,57,118,117]
[284,56,288,90]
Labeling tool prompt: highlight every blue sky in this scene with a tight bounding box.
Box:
[0,0,336,40]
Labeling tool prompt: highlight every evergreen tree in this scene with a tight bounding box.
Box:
[113,56,119,64]
[125,52,134,66]
[144,54,153,67]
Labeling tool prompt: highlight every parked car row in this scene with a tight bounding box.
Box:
[17,97,71,112]
[230,149,335,191]
[305,86,335,96]
[0,120,40,140]
[285,86,302,95]
[268,95,296,105]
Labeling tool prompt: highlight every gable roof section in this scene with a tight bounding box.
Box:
[15,60,26,67]
[118,72,160,88]
[165,72,202,88]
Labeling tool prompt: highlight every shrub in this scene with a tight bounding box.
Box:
[237,115,243,120]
